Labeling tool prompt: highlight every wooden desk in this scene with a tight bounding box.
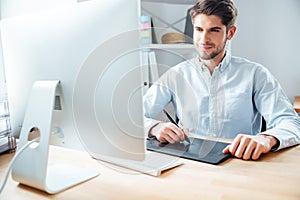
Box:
[1,144,300,200]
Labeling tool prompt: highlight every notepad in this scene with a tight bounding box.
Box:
[147,137,231,165]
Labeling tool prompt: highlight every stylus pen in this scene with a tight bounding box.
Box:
[163,109,191,144]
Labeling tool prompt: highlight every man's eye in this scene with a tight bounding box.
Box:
[211,29,220,32]
[194,27,202,32]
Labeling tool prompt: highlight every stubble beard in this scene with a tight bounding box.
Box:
[196,39,227,61]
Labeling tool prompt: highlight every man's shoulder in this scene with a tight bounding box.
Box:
[172,58,198,71]
[175,57,196,66]
[231,55,261,66]
[230,55,271,76]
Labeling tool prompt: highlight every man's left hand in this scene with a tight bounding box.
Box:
[223,134,278,160]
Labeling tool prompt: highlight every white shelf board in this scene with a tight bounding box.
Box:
[141,0,195,4]
[149,43,193,49]
[148,43,196,59]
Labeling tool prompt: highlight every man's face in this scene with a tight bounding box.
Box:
[193,14,233,61]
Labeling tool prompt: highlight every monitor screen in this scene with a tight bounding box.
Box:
[1,0,145,160]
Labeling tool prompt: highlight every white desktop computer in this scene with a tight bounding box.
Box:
[1,0,142,151]
[1,0,182,194]
[1,0,155,193]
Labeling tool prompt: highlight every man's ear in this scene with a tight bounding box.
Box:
[227,26,236,40]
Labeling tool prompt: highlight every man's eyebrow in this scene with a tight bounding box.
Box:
[210,26,222,30]
[194,26,222,30]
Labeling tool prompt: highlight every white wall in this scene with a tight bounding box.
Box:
[231,0,300,101]
[0,0,77,19]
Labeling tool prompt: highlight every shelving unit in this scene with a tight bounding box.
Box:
[140,0,196,86]
[148,43,195,58]
[141,0,194,43]
[0,31,16,154]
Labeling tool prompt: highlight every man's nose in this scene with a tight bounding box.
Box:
[200,30,210,44]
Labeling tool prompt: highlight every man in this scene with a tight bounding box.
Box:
[143,0,300,160]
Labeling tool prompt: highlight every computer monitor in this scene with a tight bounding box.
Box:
[1,0,145,161]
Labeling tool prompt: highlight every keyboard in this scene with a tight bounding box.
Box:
[95,152,183,177]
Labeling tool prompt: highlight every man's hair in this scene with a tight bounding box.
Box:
[190,0,238,30]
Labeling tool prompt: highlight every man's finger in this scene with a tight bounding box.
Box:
[243,140,256,160]
[235,136,251,158]
[251,143,264,160]
[223,145,230,154]
[229,134,243,155]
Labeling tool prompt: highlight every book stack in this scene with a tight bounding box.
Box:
[140,15,152,52]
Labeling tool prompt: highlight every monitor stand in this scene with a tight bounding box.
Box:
[11,80,99,194]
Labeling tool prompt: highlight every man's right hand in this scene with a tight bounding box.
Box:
[149,122,188,144]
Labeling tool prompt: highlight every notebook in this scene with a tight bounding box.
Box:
[147,137,232,165]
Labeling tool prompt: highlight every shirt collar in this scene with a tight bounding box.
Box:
[217,51,231,73]
[196,51,231,73]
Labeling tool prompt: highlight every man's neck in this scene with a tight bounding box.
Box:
[200,51,226,75]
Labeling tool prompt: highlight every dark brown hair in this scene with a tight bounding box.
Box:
[190,0,238,30]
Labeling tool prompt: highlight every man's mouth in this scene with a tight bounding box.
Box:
[200,44,214,51]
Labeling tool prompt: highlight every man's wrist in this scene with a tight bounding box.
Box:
[260,134,280,151]
[148,122,162,137]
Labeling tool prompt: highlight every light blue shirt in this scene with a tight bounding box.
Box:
[143,52,300,150]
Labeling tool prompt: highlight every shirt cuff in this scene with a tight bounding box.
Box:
[144,119,162,137]
[259,132,280,152]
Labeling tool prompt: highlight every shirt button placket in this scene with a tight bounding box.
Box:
[209,72,218,138]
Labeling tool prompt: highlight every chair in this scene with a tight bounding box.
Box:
[294,96,300,113]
